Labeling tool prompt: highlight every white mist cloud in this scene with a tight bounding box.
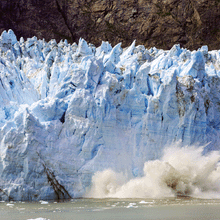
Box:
[86,145,220,199]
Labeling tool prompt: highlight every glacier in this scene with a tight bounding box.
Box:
[0,29,220,201]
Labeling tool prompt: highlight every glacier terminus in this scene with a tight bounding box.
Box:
[0,30,220,201]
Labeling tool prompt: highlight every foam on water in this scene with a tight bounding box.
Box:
[86,145,220,199]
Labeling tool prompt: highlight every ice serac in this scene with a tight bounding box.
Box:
[0,30,220,201]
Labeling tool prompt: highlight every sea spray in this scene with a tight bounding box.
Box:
[86,145,220,198]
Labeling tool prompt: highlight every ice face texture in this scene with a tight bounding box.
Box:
[0,30,220,201]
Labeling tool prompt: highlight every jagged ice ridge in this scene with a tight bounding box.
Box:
[0,30,220,201]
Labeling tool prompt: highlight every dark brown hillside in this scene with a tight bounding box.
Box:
[0,0,220,50]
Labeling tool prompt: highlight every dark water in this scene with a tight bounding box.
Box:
[1,198,220,220]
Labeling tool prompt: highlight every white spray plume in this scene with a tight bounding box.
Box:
[86,145,220,198]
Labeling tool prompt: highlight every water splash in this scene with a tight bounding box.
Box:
[86,145,220,198]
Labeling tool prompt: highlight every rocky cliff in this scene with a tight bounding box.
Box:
[0,0,220,50]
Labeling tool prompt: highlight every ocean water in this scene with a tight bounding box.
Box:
[1,198,220,220]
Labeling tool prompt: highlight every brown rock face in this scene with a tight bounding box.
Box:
[0,0,220,50]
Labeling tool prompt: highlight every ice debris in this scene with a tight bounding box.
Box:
[27,218,49,220]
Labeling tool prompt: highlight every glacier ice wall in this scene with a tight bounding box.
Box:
[0,30,220,201]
